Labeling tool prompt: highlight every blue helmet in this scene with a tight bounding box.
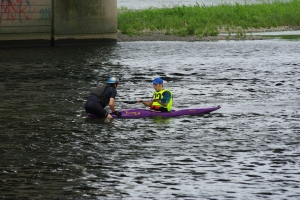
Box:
[107,76,119,84]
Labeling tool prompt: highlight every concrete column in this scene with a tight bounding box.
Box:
[53,0,117,45]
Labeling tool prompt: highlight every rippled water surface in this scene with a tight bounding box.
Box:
[1,39,300,199]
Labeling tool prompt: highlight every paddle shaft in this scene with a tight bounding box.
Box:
[115,100,143,104]
[122,100,139,104]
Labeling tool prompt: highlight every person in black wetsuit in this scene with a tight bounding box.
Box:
[85,77,122,119]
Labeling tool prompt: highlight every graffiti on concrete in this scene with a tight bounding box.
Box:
[39,7,50,20]
[0,0,50,25]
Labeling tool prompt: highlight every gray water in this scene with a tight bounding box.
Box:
[1,39,300,199]
[118,0,290,9]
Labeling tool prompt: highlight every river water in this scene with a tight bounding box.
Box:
[1,39,300,199]
[118,0,291,9]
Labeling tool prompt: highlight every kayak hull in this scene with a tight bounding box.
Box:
[88,105,221,119]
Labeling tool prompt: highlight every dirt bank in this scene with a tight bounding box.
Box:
[117,26,300,42]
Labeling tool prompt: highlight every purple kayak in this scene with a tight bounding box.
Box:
[88,105,221,119]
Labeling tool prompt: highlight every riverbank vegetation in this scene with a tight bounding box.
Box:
[118,0,300,38]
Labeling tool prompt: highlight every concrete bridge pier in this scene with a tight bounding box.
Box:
[53,0,117,45]
[0,0,117,47]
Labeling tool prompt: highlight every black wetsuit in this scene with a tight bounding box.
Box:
[85,85,117,117]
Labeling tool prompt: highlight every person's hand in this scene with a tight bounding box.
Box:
[151,99,159,102]
[112,111,122,117]
[138,99,143,103]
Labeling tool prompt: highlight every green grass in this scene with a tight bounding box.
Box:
[117,0,300,37]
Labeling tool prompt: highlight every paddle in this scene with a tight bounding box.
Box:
[122,100,139,104]
[117,98,151,104]
[119,99,148,104]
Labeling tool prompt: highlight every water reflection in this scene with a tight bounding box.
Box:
[152,116,173,124]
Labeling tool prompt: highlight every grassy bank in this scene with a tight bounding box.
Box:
[118,0,300,38]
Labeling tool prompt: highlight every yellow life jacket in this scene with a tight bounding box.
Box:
[152,89,173,111]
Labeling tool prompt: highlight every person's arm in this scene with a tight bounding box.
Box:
[138,98,166,107]
[137,99,155,107]
[109,97,122,117]
[138,99,153,107]
[108,98,116,112]
[151,99,166,106]
[139,91,171,107]
[108,87,118,112]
